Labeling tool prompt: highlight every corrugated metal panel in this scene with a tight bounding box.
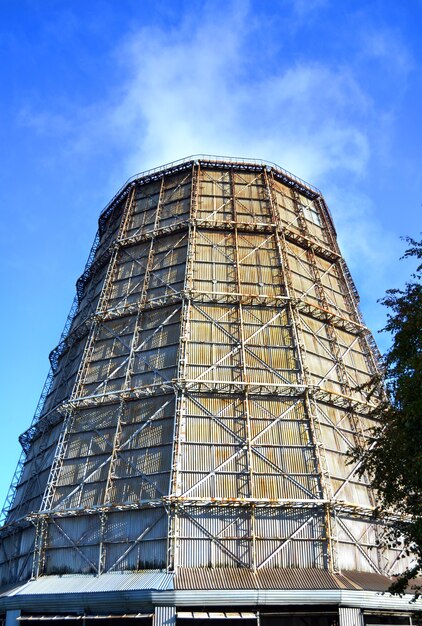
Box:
[18,615,153,621]
[339,607,364,626]
[1,588,418,615]
[256,568,339,590]
[177,612,256,620]
[155,606,176,626]
[175,567,345,590]
[169,588,419,610]
[176,567,256,590]
[341,570,394,592]
[11,571,174,595]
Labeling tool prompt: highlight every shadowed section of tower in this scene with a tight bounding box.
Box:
[0,156,409,594]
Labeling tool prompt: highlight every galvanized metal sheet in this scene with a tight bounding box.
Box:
[11,571,174,595]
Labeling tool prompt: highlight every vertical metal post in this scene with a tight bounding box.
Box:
[101,181,164,503]
[39,186,137,522]
[73,185,136,400]
[267,171,338,571]
[103,401,125,505]
[97,511,108,575]
[230,167,256,569]
[40,407,75,511]
[5,611,21,626]
[168,162,199,571]
[31,515,47,579]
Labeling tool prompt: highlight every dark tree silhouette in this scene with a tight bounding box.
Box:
[354,236,422,597]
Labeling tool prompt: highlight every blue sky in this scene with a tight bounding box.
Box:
[0,0,421,507]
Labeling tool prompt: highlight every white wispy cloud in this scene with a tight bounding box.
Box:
[287,0,331,20]
[107,8,371,183]
[100,4,413,341]
[16,2,379,184]
[360,27,413,76]
[16,1,414,336]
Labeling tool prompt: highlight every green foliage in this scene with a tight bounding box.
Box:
[354,237,422,597]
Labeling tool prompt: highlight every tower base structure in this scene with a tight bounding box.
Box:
[0,570,420,626]
[0,157,420,624]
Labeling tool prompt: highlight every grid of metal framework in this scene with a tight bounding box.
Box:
[0,156,411,589]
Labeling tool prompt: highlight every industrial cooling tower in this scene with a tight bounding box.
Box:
[0,157,418,626]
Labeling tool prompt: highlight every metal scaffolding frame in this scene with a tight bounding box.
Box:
[0,156,409,591]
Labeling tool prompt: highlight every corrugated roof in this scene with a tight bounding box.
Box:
[174,568,407,592]
[9,571,174,596]
[5,569,398,598]
[341,570,394,592]
[256,568,345,590]
[175,568,346,590]
[18,616,153,621]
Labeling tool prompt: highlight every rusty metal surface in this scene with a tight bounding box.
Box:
[341,570,395,592]
[174,568,404,593]
[175,567,354,590]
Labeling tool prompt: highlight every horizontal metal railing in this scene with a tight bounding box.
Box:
[99,154,322,222]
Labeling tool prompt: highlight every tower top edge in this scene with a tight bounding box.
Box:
[99,154,324,225]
